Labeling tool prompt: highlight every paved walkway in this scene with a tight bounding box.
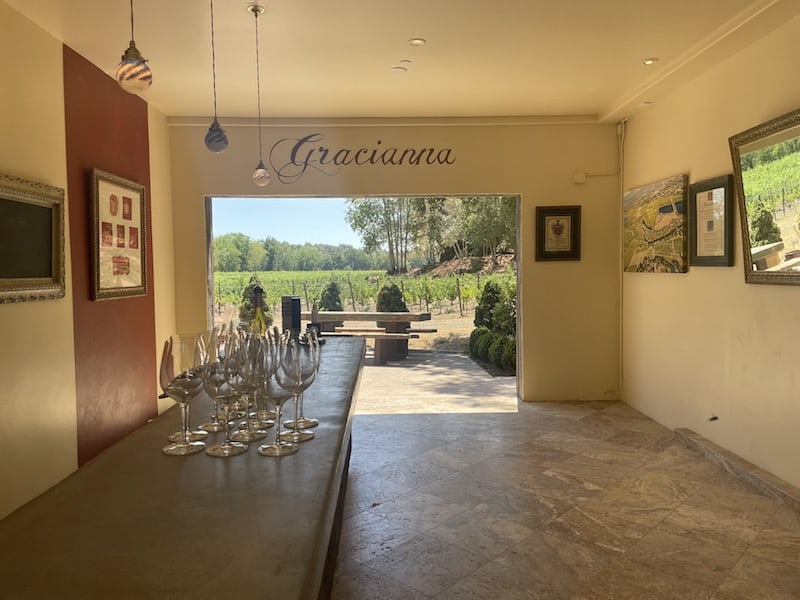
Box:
[356,350,518,415]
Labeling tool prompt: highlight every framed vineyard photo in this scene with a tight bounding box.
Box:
[91,168,147,300]
[535,205,581,261]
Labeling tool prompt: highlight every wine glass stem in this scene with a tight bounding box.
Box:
[223,406,233,445]
[291,394,300,430]
[274,402,283,443]
[180,402,190,444]
[297,392,305,419]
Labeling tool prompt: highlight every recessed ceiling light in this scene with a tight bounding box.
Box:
[391,65,408,73]
[637,100,653,108]
[642,57,659,65]
[408,38,426,47]
[400,59,412,65]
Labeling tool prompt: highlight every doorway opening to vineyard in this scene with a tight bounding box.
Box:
[205,195,519,412]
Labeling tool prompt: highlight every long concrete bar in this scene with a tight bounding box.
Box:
[0,337,366,600]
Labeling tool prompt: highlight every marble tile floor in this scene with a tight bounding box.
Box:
[331,400,800,599]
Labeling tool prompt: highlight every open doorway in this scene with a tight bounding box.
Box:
[205,195,520,413]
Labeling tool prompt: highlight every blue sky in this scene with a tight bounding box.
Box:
[211,197,362,247]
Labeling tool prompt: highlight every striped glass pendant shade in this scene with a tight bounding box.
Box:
[116,41,152,94]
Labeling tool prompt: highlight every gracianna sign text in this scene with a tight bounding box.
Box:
[268,133,456,184]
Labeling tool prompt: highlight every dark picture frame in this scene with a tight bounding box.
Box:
[535,205,581,261]
[689,174,734,267]
[91,168,147,300]
[0,173,65,303]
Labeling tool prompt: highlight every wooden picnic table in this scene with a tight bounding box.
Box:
[300,311,432,323]
[301,311,432,363]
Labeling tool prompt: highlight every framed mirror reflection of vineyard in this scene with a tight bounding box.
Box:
[729,108,800,285]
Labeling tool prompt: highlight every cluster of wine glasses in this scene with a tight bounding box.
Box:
[159,325,321,458]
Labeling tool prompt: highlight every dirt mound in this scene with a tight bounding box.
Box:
[412,254,515,278]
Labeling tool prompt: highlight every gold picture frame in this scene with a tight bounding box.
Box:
[91,168,147,300]
[0,173,65,303]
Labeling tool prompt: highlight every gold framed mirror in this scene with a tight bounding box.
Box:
[0,173,65,303]
[729,107,800,285]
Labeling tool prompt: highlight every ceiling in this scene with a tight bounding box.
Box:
[4,0,798,122]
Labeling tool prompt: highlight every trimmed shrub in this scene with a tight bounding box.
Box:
[487,333,506,366]
[318,281,344,311]
[376,283,408,312]
[474,281,502,329]
[469,326,489,355]
[238,274,274,328]
[501,337,516,373]
[491,291,516,337]
[317,281,344,330]
[474,329,493,360]
[376,283,408,328]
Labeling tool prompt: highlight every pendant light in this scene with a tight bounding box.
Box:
[116,0,152,94]
[204,0,228,152]
[250,4,270,187]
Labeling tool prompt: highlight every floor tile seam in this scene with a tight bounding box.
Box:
[362,529,491,595]
[741,534,800,569]
[622,522,752,586]
[338,555,437,598]
[424,507,540,561]
[366,494,477,534]
[676,488,782,530]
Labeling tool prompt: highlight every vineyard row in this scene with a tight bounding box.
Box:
[214,270,516,314]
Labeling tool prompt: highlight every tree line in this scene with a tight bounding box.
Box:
[213,235,393,272]
[214,196,517,273]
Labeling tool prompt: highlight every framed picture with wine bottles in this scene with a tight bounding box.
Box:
[91,168,147,300]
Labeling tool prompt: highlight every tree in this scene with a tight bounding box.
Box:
[458,196,517,264]
[748,198,782,247]
[346,197,415,273]
[246,241,267,271]
[214,236,242,271]
[213,233,252,271]
[411,197,449,264]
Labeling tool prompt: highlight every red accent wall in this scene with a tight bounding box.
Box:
[63,46,157,465]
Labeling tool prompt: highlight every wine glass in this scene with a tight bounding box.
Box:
[257,369,299,456]
[229,333,270,443]
[276,334,317,444]
[196,330,225,433]
[205,330,249,457]
[284,330,321,430]
[160,337,205,456]
[166,334,209,443]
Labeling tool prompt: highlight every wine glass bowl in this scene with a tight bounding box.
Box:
[204,328,249,458]
[160,336,206,456]
[276,334,318,444]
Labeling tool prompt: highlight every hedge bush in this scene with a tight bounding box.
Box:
[469,326,489,355]
[501,336,516,372]
[473,329,493,360]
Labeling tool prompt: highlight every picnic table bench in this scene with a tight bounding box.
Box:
[301,311,434,363]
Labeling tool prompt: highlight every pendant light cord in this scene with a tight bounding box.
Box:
[129,0,135,41]
[210,0,219,119]
[254,7,264,161]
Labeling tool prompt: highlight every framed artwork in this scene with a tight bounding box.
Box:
[623,174,688,273]
[535,205,581,261]
[0,173,65,303]
[91,168,147,300]
[689,175,734,267]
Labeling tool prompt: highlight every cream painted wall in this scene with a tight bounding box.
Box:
[622,16,800,488]
[168,119,621,403]
[0,4,78,519]
[148,107,178,414]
